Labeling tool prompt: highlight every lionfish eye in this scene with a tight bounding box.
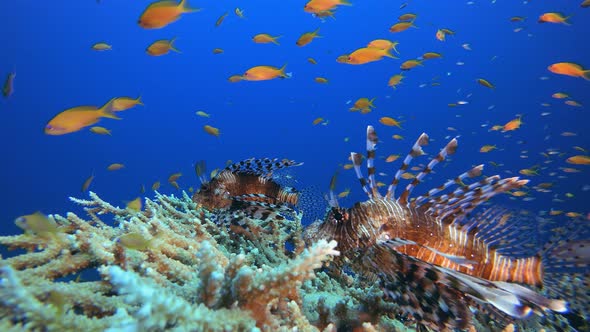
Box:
[331,207,345,221]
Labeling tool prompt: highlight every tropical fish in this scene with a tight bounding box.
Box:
[118,232,154,250]
[379,116,403,128]
[398,13,416,21]
[196,111,210,117]
[307,58,318,65]
[242,65,289,81]
[126,197,142,211]
[296,28,321,46]
[538,13,570,25]
[81,173,94,192]
[89,126,111,135]
[253,34,281,45]
[304,0,351,13]
[91,42,112,51]
[551,92,569,99]
[228,75,243,83]
[477,78,495,89]
[502,116,522,132]
[15,212,61,237]
[349,98,376,111]
[3,70,15,98]
[566,155,590,165]
[389,21,417,33]
[107,163,125,171]
[367,39,399,54]
[312,117,324,125]
[212,48,223,54]
[215,12,228,27]
[388,73,404,89]
[192,158,303,223]
[45,98,119,135]
[479,145,497,153]
[234,8,245,18]
[204,125,220,136]
[304,125,573,330]
[422,52,442,60]
[400,59,423,70]
[112,96,143,111]
[146,38,180,56]
[138,0,199,29]
[315,77,328,84]
[346,47,396,65]
[548,62,590,80]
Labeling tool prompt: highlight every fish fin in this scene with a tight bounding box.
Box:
[272,36,281,45]
[398,137,458,205]
[365,125,381,198]
[169,37,181,53]
[179,0,200,13]
[413,164,483,206]
[339,0,352,6]
[369,97,376,108]
[229,197,296,221]
[583,70,590,81]
[350,152,372,198]
[382,48,399,59]
[224,158,303,178]
[136,95,144,106]
[279,63,288,78]
[99,98,121,120]
[385,133,429,200]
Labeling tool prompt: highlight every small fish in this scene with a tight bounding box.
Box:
[234,8,245,18]
[336,54,349,63]
[343,163,354,170]
[462,43,471,50]
[107,163,125,171]
[212,48,224,54]
[480,145,497,153]
[215,12,228,27]
[379,116,403,128]
[502,116,522,132]
[315,77,328,83]
[388,73,404,89]
[126,197,142,211]
[400,59,423,70]
[296,28,321,47]
[307,58,318,65]
[566,155,590,165]
[204,125,220,136]
[367,39,400,53]
[435,29,446,41]
[385,154,400,162]
[3,70,16,98]
[91,42,112,51]
[89,126,112,135]
[398,13,417,21]
[510,16,525,22]
[146,37,180,56]
[152,181,161,190]
[15,212,60,236]
[81,173,95,192]
[350,98,376,111]
[389,21,417,33]
[551,92,569,99]
[346,47,396,65]
[242,65,289,81]
[45,98,119,135]
[392,134,403,140]
[338,188,351,198]
[253,34,281,45]
[560,132,577,137]
[138,0,199,29]
[196,111,210,117]
[477,78,495,89]
[422,52,442,60]
[548,62,590,80]
[228,75,243,83]
[538,13,570,25]
[565,100,582,107]
[113,96,143,111]
[519,167,539,176]
[303,0,351,13]
[583,0,590,7]
[312,117,324,125]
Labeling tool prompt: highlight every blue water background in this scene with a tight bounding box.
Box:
[1,0,589,239]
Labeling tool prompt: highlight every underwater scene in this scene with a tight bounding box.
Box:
[1,0,589,331]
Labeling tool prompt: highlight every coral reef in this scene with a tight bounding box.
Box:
[0,192,585,331]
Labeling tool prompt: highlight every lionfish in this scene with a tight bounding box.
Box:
[305,126,586,330]
[192,157,302,222]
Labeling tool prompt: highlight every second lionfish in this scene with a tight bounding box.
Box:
[305,125,587,330]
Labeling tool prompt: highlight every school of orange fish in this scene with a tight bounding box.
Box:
[2,0,589,216]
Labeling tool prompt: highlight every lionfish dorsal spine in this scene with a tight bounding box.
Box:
[366,125,381,198]
[224,157,303,178]
[398,137,458,205]
[413,164,483,207]
[351,152,372,199]
[386,133,429,200]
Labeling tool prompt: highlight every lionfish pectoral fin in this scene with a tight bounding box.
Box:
[351,152,373,199]
[365,125,380,198]
[422,245,478,270]
[225,158,303,178]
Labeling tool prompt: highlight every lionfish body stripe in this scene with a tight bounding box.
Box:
[305,125,577,330]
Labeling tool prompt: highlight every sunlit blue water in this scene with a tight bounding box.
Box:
[1,0,588,238]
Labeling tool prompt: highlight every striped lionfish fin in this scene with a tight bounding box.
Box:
[424,175,528,225]
[224,158,303,178]
[227,195,296,222]
[350,152,372,199]
[365,125,381,198]
[364,242,566,330]
[386,133,429,200]
[413,164,484,207]
[398,137,458,205]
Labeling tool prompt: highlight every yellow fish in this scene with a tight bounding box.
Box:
[146,38,180,56]
[566,155,590,165]
[91,42,112,51]
[113,96,143,111]
[196,111,210,117]
[350,98,376,111]
[45,99,119,135]
[253,34,281,45]
[89,126,112,135]
[242,65,289,81]
[388,74,404,89]
[126,197,143,211]
[480,145,497,153]
[15,212,60,237]
[379,116,403,128]
[138,0,199,29]
[204,125,220,136]
[296,28,321,47]
[107,163,125,171]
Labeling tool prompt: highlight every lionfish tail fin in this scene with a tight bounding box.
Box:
[398,137,458,205]
[386,133,429,200]
[224,158,303,178]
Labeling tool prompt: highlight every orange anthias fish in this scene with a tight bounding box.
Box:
[304,0,351,13]
[296,28,321,46]
[138,0,199,29]
[538,13,570,25]
[566,155,590,165]
[3,70,15,98]
[347,47,396,65]
[502,116,522,132]
[113,96,143,111]
[253,34,281,45]
[548,62,590,80]
[45,99,119,135]
[242,65,289,81]
[367,39,400,54]
[146,38,180,56]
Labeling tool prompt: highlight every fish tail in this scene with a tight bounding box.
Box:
[169,37,181,53]
[369,97,376,108]
[179,0,200,13]
[272,36,281,45]
[382,48,398,59]
[582,70,590,81]
[279,63,288,78]
[100,98,121,120]
[312,27,321,37]
[136,95,144,106]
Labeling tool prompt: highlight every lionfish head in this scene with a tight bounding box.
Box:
[191,182,231,210]
[325,206,350,225]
